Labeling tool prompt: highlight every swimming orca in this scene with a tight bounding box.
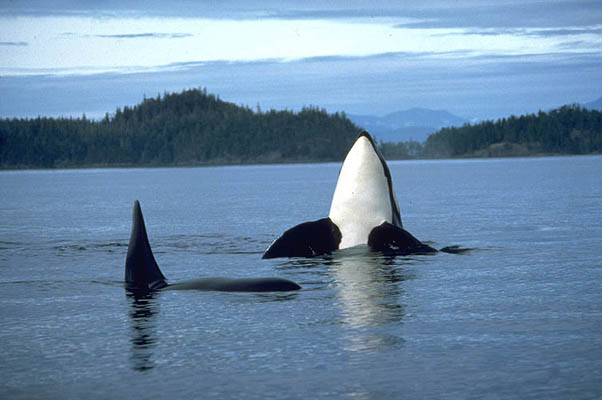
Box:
[125,200,301,292]
[262,131,439,258]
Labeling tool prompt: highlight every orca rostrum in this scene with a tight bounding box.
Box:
[262,131,440,258]
[125,201,301,292]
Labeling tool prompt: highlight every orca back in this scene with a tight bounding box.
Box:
[167,277,301,292]
[125,201,301,292]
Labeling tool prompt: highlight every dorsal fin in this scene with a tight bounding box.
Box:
[125,201,167,291]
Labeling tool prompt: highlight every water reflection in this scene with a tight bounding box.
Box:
[126,290,160,372]
[328,249,411,352]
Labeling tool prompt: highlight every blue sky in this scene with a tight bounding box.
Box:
[1,0,601,121]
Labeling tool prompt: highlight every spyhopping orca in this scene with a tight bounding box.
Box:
[263,131,440,258]
[126,201,301,292]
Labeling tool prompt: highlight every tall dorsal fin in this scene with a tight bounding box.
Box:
[125,201,167,290]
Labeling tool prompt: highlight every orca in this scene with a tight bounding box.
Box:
[125,200,301,292]
[262,131,440,258]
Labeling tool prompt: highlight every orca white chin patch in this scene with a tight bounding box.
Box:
[329,134,400,249]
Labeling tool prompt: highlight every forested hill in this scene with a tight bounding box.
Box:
[2,90,601,169]
[422,105,602,158]
[0,88,359,168]
[381,105,602,159]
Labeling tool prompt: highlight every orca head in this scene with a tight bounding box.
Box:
[328,131,402,249]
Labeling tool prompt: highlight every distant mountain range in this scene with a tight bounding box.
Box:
[584,96,602,111]
[348,108,468,143]
[350,96,602,143]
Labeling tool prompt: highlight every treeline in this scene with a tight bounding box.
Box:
[0,88,359,168]
[1,90,601,169]
[381,105,602,159]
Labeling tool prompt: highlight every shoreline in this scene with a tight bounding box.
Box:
[2,152,600,172]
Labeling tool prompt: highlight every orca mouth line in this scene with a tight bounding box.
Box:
[124,200,301,293]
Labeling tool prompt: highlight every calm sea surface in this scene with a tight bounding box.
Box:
[1,156,601,399]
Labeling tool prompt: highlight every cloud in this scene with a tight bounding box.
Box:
[430,25,602,38]
[1,1,600,122]
[0,41,28,46]
[556,40,602,51]
[87,33,192,39]
[7,0,599,27]
[261,8,420,22]
[295,50,480,64]
[394,0,602,29]
[527,26,602,37]
[0,0,276,19]
[3,48,599,122]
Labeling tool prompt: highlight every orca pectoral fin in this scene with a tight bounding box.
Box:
[368,222,437,255]
[262,217,342,259]
[125,201,168,291]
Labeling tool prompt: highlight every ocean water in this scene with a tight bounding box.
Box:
[1,156,601,399]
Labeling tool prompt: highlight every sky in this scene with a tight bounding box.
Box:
[1,0,601,121]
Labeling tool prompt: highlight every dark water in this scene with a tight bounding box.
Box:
[1,156,601,399]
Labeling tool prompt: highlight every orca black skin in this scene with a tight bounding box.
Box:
[262,218,342,259]
[263,131,457,258]
[367,222,437,255]
[125,201,301,292]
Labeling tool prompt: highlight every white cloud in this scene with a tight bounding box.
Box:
[2,14,598,76]
[0,2,600,120]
